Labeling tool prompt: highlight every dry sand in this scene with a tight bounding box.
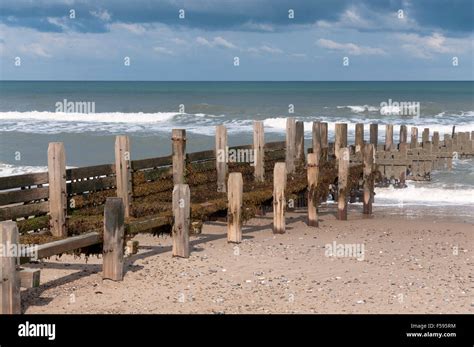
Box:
[21,208,473,314]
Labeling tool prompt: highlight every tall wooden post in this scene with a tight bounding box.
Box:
[399,125,407,145]
[215,125,227,192]
[172,184,190,258]
[103,198,125,281]
[363,144,374,215]
[335,123,348,159]
[355,123,364,152]
[370,123,378,149]
[172,129,186,185]
[410,127,418,149]
[227,173,243,243]
[337,148,349,220]
[422,128,430,145]
[385,124,393,151]
[48,142,67,237]
[295,121,305,168]
[285,118,296,174]
[307,153,320,227]
[0,221,20,314]
[320,122,329,160]
[253,121,265,182]
[273,163,287,234]
[115,135,132,218]
[312,122,322,158]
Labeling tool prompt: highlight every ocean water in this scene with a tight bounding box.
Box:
[0,81,473,216]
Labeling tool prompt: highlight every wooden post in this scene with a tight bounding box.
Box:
[399,125,407,145]
[363,144,374,215]
[172,129,186,185]
[48,142,67,237]
[312,121,322,159]
[385,124,393,151]
[295,121,305,168]
[115,135,131,218]
[370,123,378,149]
[0,222,20,313]
[215,125,227,192]
[337,148,349,220]
[422,128,430,145]
[285,118,296,174]
[355,123,364,152]
[172,184,190,258]
[0,221,21,314]
[320,122,329,160]
[307,153,320,227]
[253,121,265,182]
[335,123,348,158]
[410,127,418,149]
[273,163,287,234]
[103,198,125,281]
[432,131,440,149]
[227,173,243,243]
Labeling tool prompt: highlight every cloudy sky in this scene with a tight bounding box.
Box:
[0,0,472,80]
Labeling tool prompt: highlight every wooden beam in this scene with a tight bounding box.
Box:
[48,142,67,237]
[215,125,228,192]
[285,118,296,174]
[172,129,186,185]
[320,122,329,160]
[410,127,418,149]
[355,123,364,152]
[19,268,40,288]
[172,184,190,258]
[399,125,407,145]
[0,221,20,314]
[312,121,322,160]
[335,123,347,159]
[103,198,125,281]
[227,173,243,243]
[253,121,265,182]
[370,123,378,148]
[115,135,132,218]
[363,144,374,215]
[337,148,349,220]
[273,163,287,234]
[295,121,305,168]
[307,153,320,227]
[385,124,394,151]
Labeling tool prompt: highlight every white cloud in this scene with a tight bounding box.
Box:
[90,9,111,22]
[397,33,464,59]
[317,38,386,55]
[196,36,237,49]
[19,43,52,58]
[259,45,283,54]
[153,46,174,55]
[241,22,274,32]
[170,37,187,45]
[109,23,146,34]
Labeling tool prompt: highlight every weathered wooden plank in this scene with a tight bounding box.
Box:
[172,129,186,185]
[254,121,265,182]
[0,172,49,191]
[273,163,287,234]
[172,184,190,258]
[227,173,243,243]
[187,150,215,163]
[0,187,49,206]
[0,221,20,314]
[103,198,125,281]
[19,268,40,288]
[68,176,116,195]
[0,201,49,221]
[131,155,173,171]
[363,144,374,215]
[48,142,67,237]
[337,148,349,220]
[307,152,320,227]
[115,135,132,218]
[286,118,296,174]
[67,164,115,180]
[264,141,286,150]
[355,123,364,152]
[215,125,227,192]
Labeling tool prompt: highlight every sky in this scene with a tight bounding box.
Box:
[0,0,473,81]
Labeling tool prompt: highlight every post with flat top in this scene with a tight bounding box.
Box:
[273,163,287,234]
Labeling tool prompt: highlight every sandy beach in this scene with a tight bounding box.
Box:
[21,209,473,314]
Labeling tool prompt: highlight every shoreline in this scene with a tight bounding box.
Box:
[21,211,473,314]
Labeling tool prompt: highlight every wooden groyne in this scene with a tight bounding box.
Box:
[1,119,472,313]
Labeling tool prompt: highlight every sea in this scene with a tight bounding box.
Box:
[0,81,473,220]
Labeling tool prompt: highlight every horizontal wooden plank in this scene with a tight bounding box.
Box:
[0,172,49,191]
[0,187,49,206]
[131,155,172,171]
[264,141,286,150]
[67,164,115,180]
[0,201,49,221]
[187,150,215,163]
[21,232,101,260]
[68,176,116,194]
